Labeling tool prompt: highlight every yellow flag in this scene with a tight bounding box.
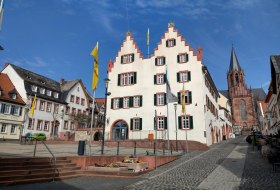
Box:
[90,42,99,90]
[181,84,185,114]
[29,94,36,117]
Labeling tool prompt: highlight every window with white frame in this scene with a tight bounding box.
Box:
[179,72,188,82]
[157,93,165,106]
[54,92,59,98]
[156,74,165,85]
[121,54,134,64]
[39,101,45,111]
[70,122,75,130]
[27,118,33,129]
[123,97,129,108]
[13,106,20,115]
[182,116,190,129]
[157,117,165,130]
[44,121,49,131]
[46,90,52,96]
[10,93,16,99]
[70,95,74,102]
[132,118,141,130]
[1,124,7,133]
[31,85,38,92]
[66,106,70,115]
[72,108,76,115]
[64,121,68,130]
[76,97,80,104]
[155,57,165,66]
[120,72,136,86]
[4,104,10,114]
[10,125,17,134]
[133,96,140,107]
[178,53,188,63]
[81,98,85,106]
[46,102,52,112]
[54,104,59,114]
[39,88,45,94]
[166,39,176,47]
[37,120,43,130]
[113,98,120,109]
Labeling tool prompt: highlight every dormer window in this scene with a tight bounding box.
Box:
[40,80,45,84]
[31,85,38,92]
[10,94,16,99]
[26,75,32,80]
[39,88,45,94]
[54,92,59,98]
[46,90,52,96]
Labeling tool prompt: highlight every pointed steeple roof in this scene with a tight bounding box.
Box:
[229,47,242,71]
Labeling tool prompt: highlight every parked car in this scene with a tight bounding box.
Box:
[32,133,46,141]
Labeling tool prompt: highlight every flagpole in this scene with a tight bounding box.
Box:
[147,28,150,58]
[89,90,95,156]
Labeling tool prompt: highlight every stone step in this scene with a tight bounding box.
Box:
[0,163,77,171]
[0,159,71,166]
[0,157,68,163]
[0,170,81,182]
[0,166,81,176]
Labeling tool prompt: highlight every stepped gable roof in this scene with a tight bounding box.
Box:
[0,73,25,105]
[229,47,242,72]
[219,88,266,102]
[8,63,65,104]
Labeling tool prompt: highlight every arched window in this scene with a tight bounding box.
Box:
[235,73,239,84]
[240,99,247,120]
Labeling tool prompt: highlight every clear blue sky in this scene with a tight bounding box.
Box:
[1,0,279,98]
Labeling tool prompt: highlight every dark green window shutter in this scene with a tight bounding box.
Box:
[119,98,123,108]
[140,96,143,107]
[164,93,167,105]
[111,99,114,109]
[154,94,157,105]
[129,97,133,107]
[163,57,166,64]
[166,40,168,47]
[177,55,180,63]
[11,105,15,115]
[154,75,157,84]
[121,56,123,64]
[174,39,176,46]
[164,74,167,83]
[186,54,189,62]
[178,116,182,129]
[140,118,142,130]
[177,72,180,82]
[118,74,121,86]
[19,107,22,116]
[178,92,181,104]
[189,91,192,104]
[0,104,5,113]
[130,119,133,130]
[188,71,191,81]
[155,58,158,66]
[190,116,193,129]
[164,117,168,129]
[134,72,137,84]
[132,54,134,62]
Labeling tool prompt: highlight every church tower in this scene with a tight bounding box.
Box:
[227,48,257,132]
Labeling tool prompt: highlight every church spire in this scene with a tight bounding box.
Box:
[229,47,242,71]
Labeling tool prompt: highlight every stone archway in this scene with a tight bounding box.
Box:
[111,120,128,141]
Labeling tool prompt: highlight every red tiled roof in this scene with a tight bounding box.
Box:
[95,98,105,104]
[0,73,25,105]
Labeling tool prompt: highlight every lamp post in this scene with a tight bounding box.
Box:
[101,78,110,155]
[174,103,178,152]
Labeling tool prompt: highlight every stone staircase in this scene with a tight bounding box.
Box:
[0,157,81,187]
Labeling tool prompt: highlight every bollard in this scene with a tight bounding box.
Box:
[117,141,119,155]
[154,141,156,155]
[134,141,136,156]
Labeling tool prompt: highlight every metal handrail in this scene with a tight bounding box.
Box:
[33,140,57,182]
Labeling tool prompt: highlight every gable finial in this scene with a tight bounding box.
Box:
[126,31,132,36]
[168,22,175,28]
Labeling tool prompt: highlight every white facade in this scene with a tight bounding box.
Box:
[106,24,221,146]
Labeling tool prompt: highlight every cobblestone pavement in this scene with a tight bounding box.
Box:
[239,145,280,190]
[121,137,243,190]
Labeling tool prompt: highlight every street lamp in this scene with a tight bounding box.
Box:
[101,78,110,155]
[174,103,178,152]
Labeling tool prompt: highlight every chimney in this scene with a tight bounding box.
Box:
[197,47,203,61]
[60,78,65,84]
